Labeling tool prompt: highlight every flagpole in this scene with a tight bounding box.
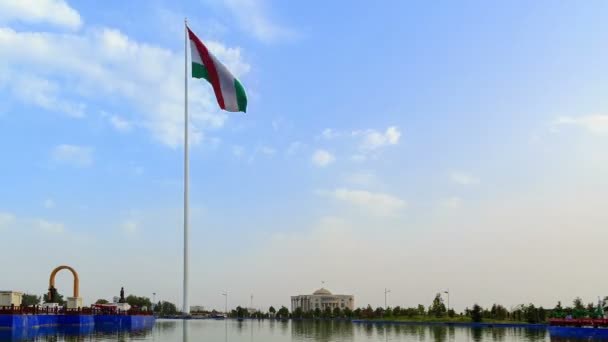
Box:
[183,17,190,316]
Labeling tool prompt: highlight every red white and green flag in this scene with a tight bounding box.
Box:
[188,27,247,113]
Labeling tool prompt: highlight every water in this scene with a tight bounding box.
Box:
[2,319,563,342]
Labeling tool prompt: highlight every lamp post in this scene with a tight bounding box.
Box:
[152,292,156,311]
[222,291,228,315]
[384,288,391,310]
[443,289,450,314]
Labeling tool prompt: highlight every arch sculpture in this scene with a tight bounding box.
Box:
[48,265,79,299]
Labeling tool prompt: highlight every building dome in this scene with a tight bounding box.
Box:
[313,288,332,295]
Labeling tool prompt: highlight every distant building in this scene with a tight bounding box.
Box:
[291,288,354,312]
[190,305,206,313]
[0,291,23,306]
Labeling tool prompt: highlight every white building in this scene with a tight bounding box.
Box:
[0,291,23,306]
[291,288,354,312]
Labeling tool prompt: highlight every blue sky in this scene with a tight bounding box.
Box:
[1,0,608,312]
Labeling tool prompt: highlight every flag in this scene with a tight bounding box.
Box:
[188,27,247,113]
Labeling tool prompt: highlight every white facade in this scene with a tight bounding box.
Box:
[291,288,354,312]
[66,297,83,309]
[0,291,23,306]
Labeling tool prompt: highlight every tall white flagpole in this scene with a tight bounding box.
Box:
[183,17,190,315]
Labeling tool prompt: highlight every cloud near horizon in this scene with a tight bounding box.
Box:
[320,188,407,217]
[553,115,608,135]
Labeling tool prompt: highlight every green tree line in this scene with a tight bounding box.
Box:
[256,294,607,324]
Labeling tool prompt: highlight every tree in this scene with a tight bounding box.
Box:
[43,290,66,306]
[490,304,508,320]
[417,304,426,316]
[587,302,596,317]
[95,299,109,304]
[343,307,353,318]
[333,307,342,318]
[573,297,584,310]
[21,294,40,306]
[525,304,539,323]
[471,304,483,323]
[538,306,546,322]
[429,293,447,317]
[277,306,289,318]
[236,306,247,318]
[126,295,152,309]
[159,301,178,315]
[293,307,303,319]
[552,301,565,318]
[269,306,276,315]
[314,307,322,318]
[362,305,374,319]
[352,308,361,319]
[448,309,456,318]
[323,306,332,318]
[573,297,587,318]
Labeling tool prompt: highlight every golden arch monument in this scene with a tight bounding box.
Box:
[48,265,82,309]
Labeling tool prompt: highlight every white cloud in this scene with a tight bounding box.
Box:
[553,115,608,135]
[354,126,401,151]
[12,75,85,118]
[286,141,303,156]
[345,171,377,187]
[312,149,335,167]
[121,220,138,236]
[442,196,463,209]
[109,115,131,132]
[324,188,407,217]
[450,172,479,185]
[259,146,276,155]
[351,154,366,162]
[271,118,283,131]
[43,199,55,209]
[37,219,64,233]
[0,26,250,148]
[220,0,296,43]
[0,0,82,30]
[0,212,15,229]
[321,128,340,140]
[51,144,93,167]
[232,145,245,159]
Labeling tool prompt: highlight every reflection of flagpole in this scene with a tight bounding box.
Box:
[183,17,190,316]
[183,319,189,342]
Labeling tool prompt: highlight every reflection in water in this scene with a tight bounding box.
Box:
[550,335,600,342]
[183,319,188,342]
[2,319,559,342]
[471,327,484,342]
[157,320,178,333]
[523,328,547,341]
[291,320,355,342]
[430,326,448,342]
[492,327,507,341]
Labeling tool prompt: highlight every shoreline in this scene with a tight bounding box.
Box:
[155,316,547,328]
[351,319,547,328]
